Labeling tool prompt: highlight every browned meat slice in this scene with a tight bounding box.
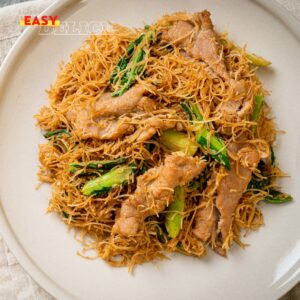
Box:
[66,85,156,140]
[193,202,216,242]
[136,117,177,142]
[162,10,229,80]
[193,142,260,250]
[162,20,194,48]
[113,153,206,236]
[66,105,134,140]
[94,85,155,118]
[216,143,260,243]
[217,80,253,123]
[187,10,229,80]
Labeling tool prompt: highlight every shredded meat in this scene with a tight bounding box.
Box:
[193,142,260,251]
[113,153,206,236]
[66,85,156,140]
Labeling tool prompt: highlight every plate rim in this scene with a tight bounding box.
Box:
[0,0,299,299]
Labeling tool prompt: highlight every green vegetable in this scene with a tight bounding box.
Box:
[230,43,271,67]
[160,129,198,156]
[270,146,276,166]
[166,186,185,238]
[82,165,134,196]
[110,33,146,85]
[219,38,228,46]
[247,161,292,204]
[156,225,168,243]
[110,29,154,96]
[246,53,271,67]
[43,129,70,139]
[62,211,69,218]
[181,102,230,169]
[251,95,264,133]
[251,95,264,121]
[69,157,127,173]
[112,48,145,97]
[265,190,293,204]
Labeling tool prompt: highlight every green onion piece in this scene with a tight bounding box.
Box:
[82,165,134,196]
[265,190,293,204]
[166,186,185,238]
[43,129,70,139]
[160,129,198,156]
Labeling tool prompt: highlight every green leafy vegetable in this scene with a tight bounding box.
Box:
[110,29,154,96]
[265,190,293,204]
[43,129,70,139]
[82,165,134,196]
[251,95,264,133]
[251,95,264,122]
[160,129,198,156]
[270,146,276,166]
[230,43,271,67]
[246,53,271,67]
[166,186,185,238]
[181,102,230,169]
[156,225,168,243]
[62,211,69,218]
[248,160,292,204]
[69,157,127,173]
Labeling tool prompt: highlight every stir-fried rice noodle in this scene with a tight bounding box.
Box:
[36,11,288,271]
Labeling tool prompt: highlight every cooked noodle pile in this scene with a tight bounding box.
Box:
[36,11,289,270]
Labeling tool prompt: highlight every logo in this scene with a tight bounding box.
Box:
[19,16,60,27]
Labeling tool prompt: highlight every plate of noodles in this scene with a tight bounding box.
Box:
[0,0,299,299]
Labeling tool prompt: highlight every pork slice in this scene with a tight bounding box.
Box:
[113,153,206,236]
[95,85,155,117]
[192,142,260,249]
[193,202,217,242]
[66,85,156,140]
[216,143,260,242]
[218,80,253,123]
[162,20,194,48]
[136,116,177,142]
[187,10,229,80]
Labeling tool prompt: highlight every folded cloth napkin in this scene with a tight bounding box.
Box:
[0,0,299,299]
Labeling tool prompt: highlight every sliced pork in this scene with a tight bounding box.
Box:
[163,10,229,80]
[113,153,206,236]
[66,85,157,140]
[193,142,260,251]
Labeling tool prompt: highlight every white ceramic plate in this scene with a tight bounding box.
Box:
[0,0,299,299]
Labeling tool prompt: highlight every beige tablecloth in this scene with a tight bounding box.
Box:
[0,0,299,299]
